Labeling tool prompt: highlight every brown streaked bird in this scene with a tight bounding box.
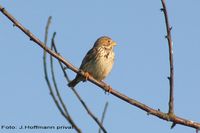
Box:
[68,36,116,87]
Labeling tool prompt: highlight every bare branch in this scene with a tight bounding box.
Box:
[1,4,200,130]
[99,102,109,133]
[51,33,107,133]
[50,32,70,116]
[161,0,175,115]
[50,35,79,129]
[43,16,81,133]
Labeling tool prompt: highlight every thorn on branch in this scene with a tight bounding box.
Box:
[158,108,161,111]
[171,122,176,129]
[147,112,150,116]
[63,66,68,70]
[170,26,173,31]
[13,24,16,27]
[49,92,53,96]
[160,8,164,12]
[30,38,33,41]
[27,30,30,33]
[167,76,170,80]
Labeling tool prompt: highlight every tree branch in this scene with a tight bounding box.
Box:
[99,102,109,133]
[161,0,175,116]
[42,17,81,133]
[1,4,200,130]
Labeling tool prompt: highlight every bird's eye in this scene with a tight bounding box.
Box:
[107,40,110,43]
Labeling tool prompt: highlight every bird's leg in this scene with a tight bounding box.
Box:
[103,84,112,94]
[84,72,91,81]
[107,85,112,93]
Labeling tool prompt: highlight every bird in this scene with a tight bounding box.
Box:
[68,36,116,88]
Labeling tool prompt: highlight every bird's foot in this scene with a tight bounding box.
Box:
[84,72,91,81]
[104,85,112,94]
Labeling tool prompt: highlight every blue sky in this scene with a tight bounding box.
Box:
[0,1,200,133]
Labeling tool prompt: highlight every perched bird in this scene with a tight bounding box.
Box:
[68,36,116,88]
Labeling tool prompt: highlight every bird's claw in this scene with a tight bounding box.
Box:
[84,72,90,80]
[104,85,112,94]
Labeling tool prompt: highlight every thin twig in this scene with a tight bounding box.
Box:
[99,102,109,133]
[1,4,200,130]
[50,33,70,117]
[161,0,175,115]
[43,16,81,133]
[51,33,107,133]
[50,34,79,130]
[44,16,51,46]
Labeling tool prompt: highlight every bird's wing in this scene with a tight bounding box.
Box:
[79,47,97,69]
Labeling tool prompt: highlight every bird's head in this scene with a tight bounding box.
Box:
[94,36,116,50]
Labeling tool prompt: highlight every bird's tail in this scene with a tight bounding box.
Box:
[68,78,80,87]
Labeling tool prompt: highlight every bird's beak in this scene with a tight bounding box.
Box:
[111,41,117,46]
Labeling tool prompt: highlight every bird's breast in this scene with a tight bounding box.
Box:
[93,51,115,80]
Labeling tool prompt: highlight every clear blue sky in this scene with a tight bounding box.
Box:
[0,1,200,133]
